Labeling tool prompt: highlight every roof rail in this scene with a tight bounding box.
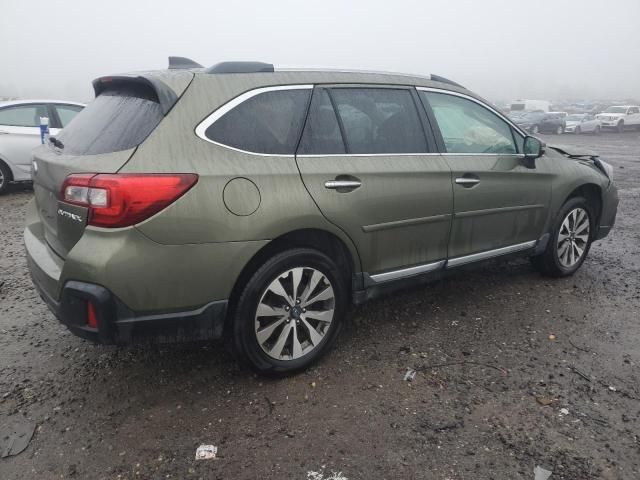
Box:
[430,74,464,89]
[205,61,274,74]
[168,56,203,69]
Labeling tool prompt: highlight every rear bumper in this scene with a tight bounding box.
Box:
[31,276,228,344]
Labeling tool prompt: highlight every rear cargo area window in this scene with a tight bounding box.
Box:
[204,89,311,155]
[56,85,163,155]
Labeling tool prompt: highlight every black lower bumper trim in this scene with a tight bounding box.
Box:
[37,280,227,344]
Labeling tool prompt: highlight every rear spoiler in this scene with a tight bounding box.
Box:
[92,75,178,115]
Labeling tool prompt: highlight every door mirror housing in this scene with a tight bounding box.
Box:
[523,136,543,168]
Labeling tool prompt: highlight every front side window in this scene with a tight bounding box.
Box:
[329,88,427,154]
[204,88,311,155]
[55,104,83,128]
[420,91,517,154]
[0,104,47,127]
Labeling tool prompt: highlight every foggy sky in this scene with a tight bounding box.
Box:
[1,0,639,104]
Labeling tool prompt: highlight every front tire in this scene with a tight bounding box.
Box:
[617,121,625,133]
[556,125,564,135]
[594,125,601,135]
[575,126,581,135]
[531,125,539,135]
[232,248,348,375]
[531,197,594,277]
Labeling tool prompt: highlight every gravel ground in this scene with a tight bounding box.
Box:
[1,132,639,480]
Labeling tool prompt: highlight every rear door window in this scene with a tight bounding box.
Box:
[54,104,84,128]
[329,88,427,154]
[55,85,164,155]
[204,88,311,155]
[297,89,345,155]
[0,104,48,127]
[420,91,518,155]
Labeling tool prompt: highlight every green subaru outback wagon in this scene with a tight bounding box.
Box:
[25,59,618,373]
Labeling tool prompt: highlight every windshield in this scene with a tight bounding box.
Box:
[603,106,627,113]
[566,114,585,121]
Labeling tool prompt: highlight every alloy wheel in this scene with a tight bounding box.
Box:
[557,208,590,268]
[0,169,4,189]
[255,267,335,361]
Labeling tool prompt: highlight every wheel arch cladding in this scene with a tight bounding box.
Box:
[566,183,603,230]
[225,228,356,333]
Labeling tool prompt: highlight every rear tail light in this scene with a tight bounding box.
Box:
[62,173,198,228]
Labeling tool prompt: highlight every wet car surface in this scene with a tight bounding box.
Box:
[1,132,639,479]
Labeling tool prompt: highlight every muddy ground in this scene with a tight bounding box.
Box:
[1,132,639,480]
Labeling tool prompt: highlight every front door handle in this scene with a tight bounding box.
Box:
[324,175,362,192]
[455,177,480,187]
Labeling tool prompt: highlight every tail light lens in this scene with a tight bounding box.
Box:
[62,173,198,228]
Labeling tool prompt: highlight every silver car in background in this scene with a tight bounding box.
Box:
[0,100,84,194]
[564,113,601,134]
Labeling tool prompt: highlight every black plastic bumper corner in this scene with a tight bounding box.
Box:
[36,280,227,344]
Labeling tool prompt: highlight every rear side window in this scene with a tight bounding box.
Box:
[204,89,311,155]
[0,104,47,127]
[56,85,163,155]
[330,88,427,154]
[298,89,345,155]
[421,91,517,155]
[55,104,83,128]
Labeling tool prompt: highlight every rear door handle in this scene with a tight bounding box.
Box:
[455,177,480,187]
[324,176,362,191]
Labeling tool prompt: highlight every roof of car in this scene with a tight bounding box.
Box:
[0,99,85,108]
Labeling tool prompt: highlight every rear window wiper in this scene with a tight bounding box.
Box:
[49,136,64,149]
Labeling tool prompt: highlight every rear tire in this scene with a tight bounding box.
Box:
[594,125,601,135]
[575,126,581,135]
[0,161,12,195]
[556,125,564,135]
[531,125,539,134]
[232,248,348,375]
[531,197,595,277]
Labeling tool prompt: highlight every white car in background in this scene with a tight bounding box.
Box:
[596,105,640,133]
[0,100,84,194]
[564,113,602,134]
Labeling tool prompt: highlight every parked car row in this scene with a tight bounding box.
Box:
[0,100,85,194]
[508,105,640,136]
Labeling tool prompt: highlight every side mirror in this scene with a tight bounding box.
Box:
[523,136,543,168]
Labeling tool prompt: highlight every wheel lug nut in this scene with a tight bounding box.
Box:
[296,299,301,304]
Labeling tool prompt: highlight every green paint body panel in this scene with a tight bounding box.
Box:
[25,68,618,322]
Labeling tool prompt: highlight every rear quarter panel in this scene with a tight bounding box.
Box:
[120,73,363,272]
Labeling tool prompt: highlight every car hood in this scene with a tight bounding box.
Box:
[597,112,624,118]
[548,144,599,158]
[565,120,580,126]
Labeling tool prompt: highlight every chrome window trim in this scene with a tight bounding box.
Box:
[297,152,524,158]
[416,86,528,140]
[195,84,313,157]
[297,152,439,158]
[446,240,537,268]
[370,260,446,283]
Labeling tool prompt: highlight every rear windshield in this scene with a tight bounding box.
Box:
[56,84,163,155]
